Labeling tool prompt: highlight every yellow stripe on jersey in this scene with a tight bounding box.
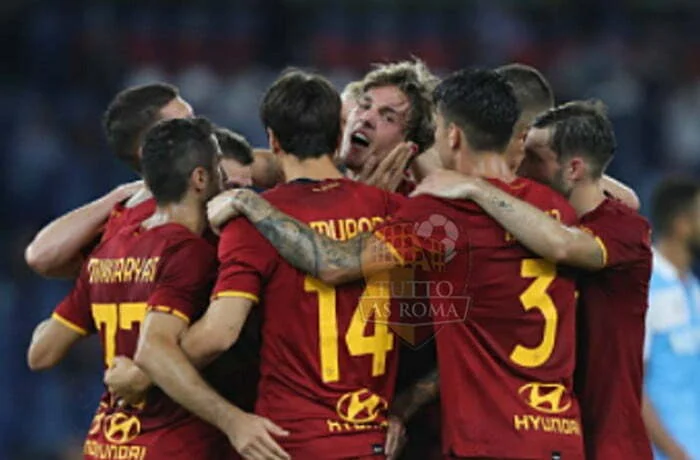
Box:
[147,305,191,324]
[579,225,609,267]
[593,236,609,266]
[52,312,89,336]
[213,290,259,303]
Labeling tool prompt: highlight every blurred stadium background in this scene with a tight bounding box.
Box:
[2,0,699,458]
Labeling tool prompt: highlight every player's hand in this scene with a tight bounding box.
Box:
[104,356,151,406]
[384,415,407,460]
[359,142,417,192]
[226,412,290,460]
[207,190,245,233]
[411,169,478,199]
[110,180,145,203]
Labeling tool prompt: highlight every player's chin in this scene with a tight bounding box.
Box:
[344,146,369,170]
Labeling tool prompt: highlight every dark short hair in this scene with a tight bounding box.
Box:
[215,127,253,165]
[260,69,340,160]
[532,100,616,178]
[496,63,554,123]
[433,68,519,152]
[102,83,180,172]
[141,117,218,205]
[651,178,700,237]
[362,59,438,153]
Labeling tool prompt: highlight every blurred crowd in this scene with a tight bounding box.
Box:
[2,1,700,458]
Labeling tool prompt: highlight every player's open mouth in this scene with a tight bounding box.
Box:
[350,132,370,148]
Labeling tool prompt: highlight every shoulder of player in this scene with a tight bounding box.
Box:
[603,198,648,223]
[351,181,406,204]
[488,176,551,199]
[158,233,217,270]
[584,199,651,238]
[219,215,257,240]
[97,221,144,249]
[258,179,328,205]
[510,178,577,219]
[403,194,470,216]
[516,177,563,201]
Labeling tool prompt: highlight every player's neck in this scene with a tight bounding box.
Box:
[144,199,206,235]
[461,153,515,182]
[568,180,606,217]
[281,153,345,182]
[656,237,693,277]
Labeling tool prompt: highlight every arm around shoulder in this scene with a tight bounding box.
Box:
[25,181,143,278]
[27,317,85,371]
[601,174,640,210]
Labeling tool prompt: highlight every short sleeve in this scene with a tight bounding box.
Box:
[147,238,217,324]
[578,215,650,268]
[373,196,446,266]
[53,265,95,336]
[212,217,278,303]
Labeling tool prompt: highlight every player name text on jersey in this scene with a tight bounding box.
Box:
[310,216,385,241]
[87,257,160,284]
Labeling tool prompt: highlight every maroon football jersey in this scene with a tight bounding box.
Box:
[53,222,231,460]
[214,178,405,458]
[102,197,157,243]
[395,171,417,197]
[575,198,653,459]
[375,178,585,459]
[394,168,443,460]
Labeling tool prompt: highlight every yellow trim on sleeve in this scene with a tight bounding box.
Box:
[51,312,88,336]
[147,305,191,325]
[593,236,608,266]
[373,231,406,265]
[579,225,609,267]
[212,290,259,303]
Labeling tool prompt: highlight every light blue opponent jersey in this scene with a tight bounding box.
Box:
[645,249,700,459]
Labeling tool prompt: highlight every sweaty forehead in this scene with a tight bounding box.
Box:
[364,86,411,113]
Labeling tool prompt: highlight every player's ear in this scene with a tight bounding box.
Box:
[447,122,461,151]
[191,166,208,192]
[568,156,587,182]
[267,128,283,155]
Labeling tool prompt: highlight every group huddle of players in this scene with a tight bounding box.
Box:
[25,59,653,460]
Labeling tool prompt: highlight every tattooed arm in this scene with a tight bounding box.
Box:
[390,368,440,423]
[413,170,605,271]
[207,189,401,285]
